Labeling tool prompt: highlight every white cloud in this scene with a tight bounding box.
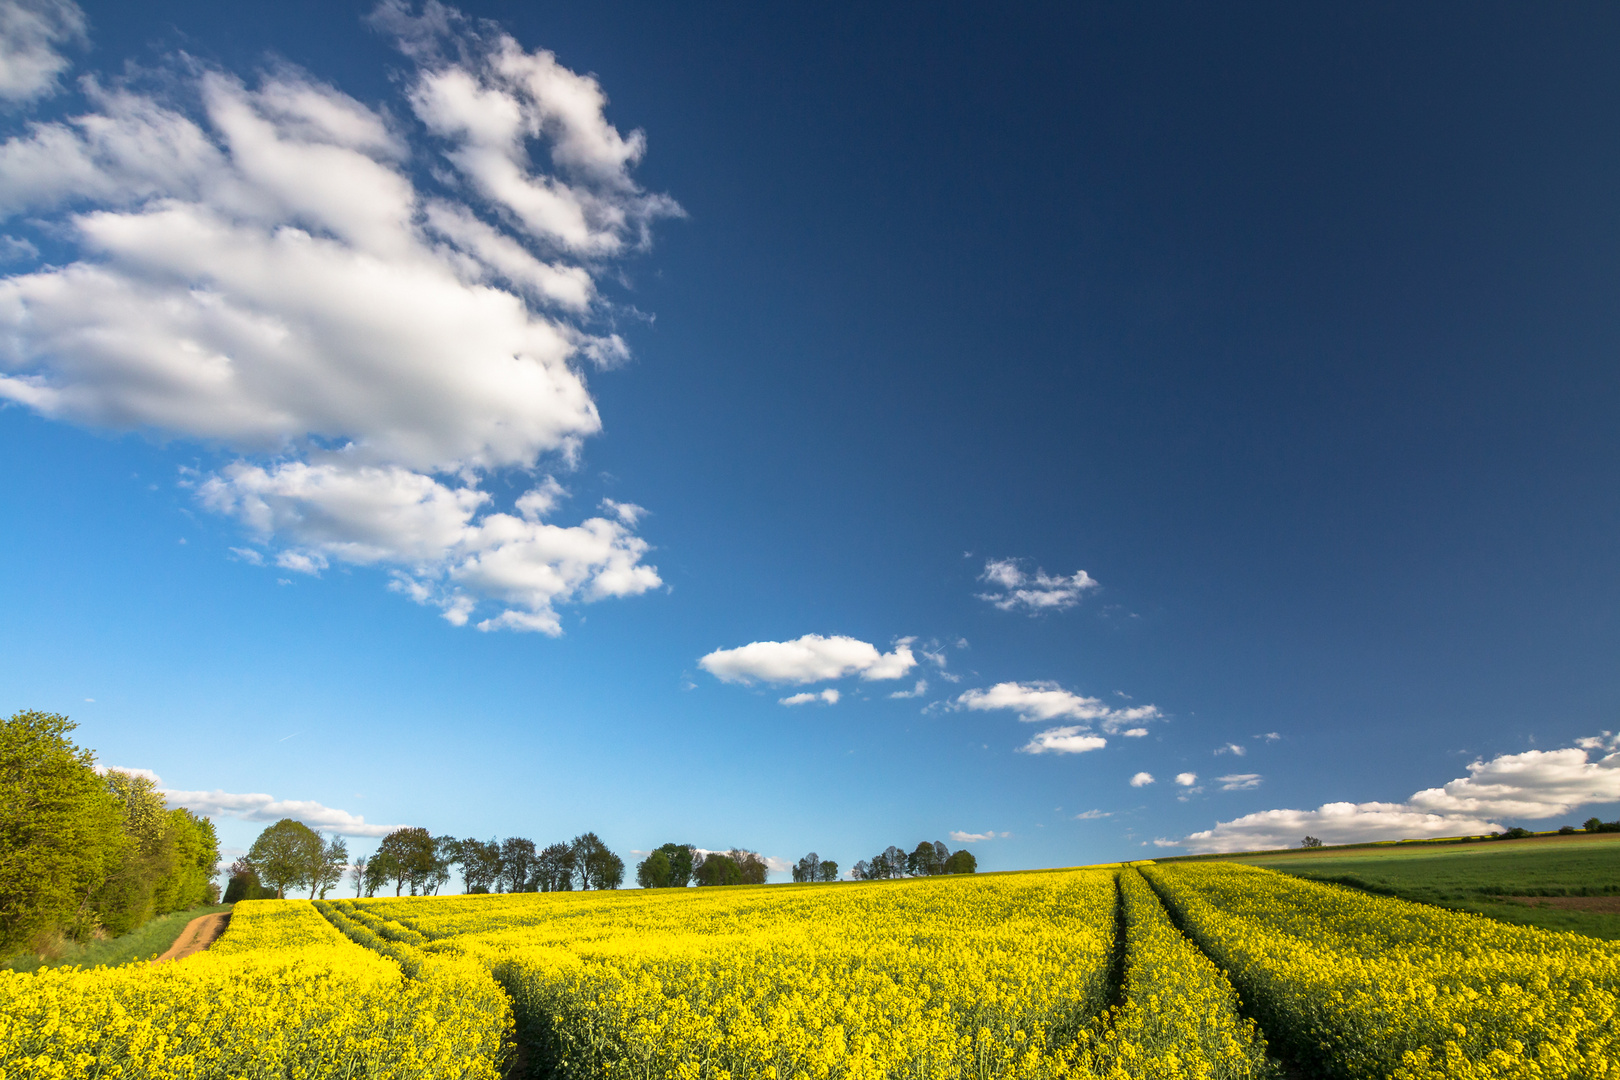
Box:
[779,688,839,706]
[1019,726,1107,755]
[1256,732,1281,742]
[1217,773,1262,791]
[949,830,1008,843]
[976,558,1098,613]
[699,634,916,685]
[1183,737,1620,853]
[1174,772,1198,787]
[1120,727,1148,737]
[100,766,400,837]
[1130,771,1155,787]
[0,0,84,106]
[956,681,1160,735]
[1152,838,1180,848]
[0,6,673,633]
[1073,809,1111,820]
[1215,743,1246,756]
[99,764,162,783]
[889,679,928,700]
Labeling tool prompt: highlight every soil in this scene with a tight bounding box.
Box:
[152,911,231,964]
[1506,895,1620,913]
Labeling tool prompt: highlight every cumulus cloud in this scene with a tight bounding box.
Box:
[1183,737,1620,853]
[0,0,84,106]
[699,634,917,685]
[956,682,1160,733]
[0,4,675,632]
[104,767,401,837]
[977,558,1098,613]
[779,688,839,706]
[1217,773,1262,791]
[1174,772,1198,786]
[949,830,1008,843]
[1019,726,1108,755]
[1130,771,1155,787]
[889,679,928,700]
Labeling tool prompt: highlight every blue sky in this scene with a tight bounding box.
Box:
[3,0,1620,886]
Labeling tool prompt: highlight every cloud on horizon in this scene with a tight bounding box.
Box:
[1182,734,1620,852]
[105,766,401,837]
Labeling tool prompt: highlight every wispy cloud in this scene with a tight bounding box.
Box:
[103,767,402,837]
[949,829,1009,842]
[779,688,839,706]
[976,558,1098,614]
[1216,773,1262,791]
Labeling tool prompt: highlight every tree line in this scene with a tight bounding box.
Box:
[851,841,977,880]
[0,710,221,959]
[229,826,631,898]
[635,844,770,887]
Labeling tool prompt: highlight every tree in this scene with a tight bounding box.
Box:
[851,859,872,881]
[693,852,742,886]
[247,819,323,899]
[309,834,348,899]
[651,843,695,887]
[908,841,945,877]
[498,837,538,893]
[150,808,220,914]
[636,849,672,888]
[375,828,441,896]
[457,837,502,893]
[1301,836,1324,849]
[350,856,369,897]
[726,849,765,885]
[793,853,822,883]
[363,850,393,897]
[534,842,575,892]
[1585,817,1604,833]
[943,849,977,874]
[223,857,275,902]
[818,860,839,882]
[572,833,625,890]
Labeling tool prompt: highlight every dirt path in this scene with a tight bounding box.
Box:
[152,911,231,965]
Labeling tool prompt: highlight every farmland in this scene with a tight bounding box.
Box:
[9,861,1620,1078]
[1227,832,1620,940]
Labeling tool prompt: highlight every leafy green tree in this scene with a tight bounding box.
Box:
[498,837,537,893]
[362,851,391,897]
[248,819,322,899]
[693,852,742,886]
[908,841,946,877]
[1301,836,1324,848]
[652,843,695,887]
[636,849,671,888]
[309,834,348,899]
[534,843,574,891]
[944,848,977,874]
[793,853,822,883]
[375,827,441,896]
[0,710,126,954]
[729,849,767,885]
[151,809,220,914]
[572,833,625,890]
[457,837,502,893]
[817,860,839,882]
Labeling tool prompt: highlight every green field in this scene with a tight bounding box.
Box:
[1227,833,1620,939]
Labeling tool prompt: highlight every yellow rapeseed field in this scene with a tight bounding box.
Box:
[0,899,509,1080]
[1142,861,1620,1079]
[8,861,1616,1078]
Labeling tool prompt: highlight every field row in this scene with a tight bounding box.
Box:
[5,864,1619,1078]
